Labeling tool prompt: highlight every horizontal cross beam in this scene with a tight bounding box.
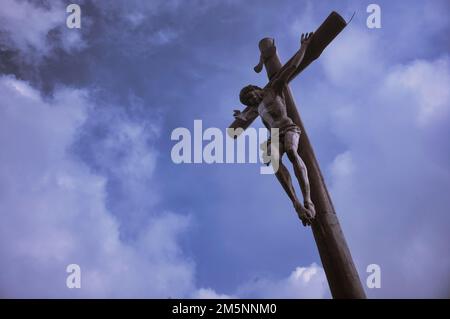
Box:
[228,11,347,134]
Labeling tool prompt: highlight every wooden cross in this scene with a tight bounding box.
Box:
[229,12,366,299]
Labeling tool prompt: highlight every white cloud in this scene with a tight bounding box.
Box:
[331,151,355,179]
[290,2,316,36]
[0,0,61,52]
[320,27,384,88]
[0,0,87,60]
[150,29,179,46]
[192,263,328,299]
[0,75,194,297]
[383,57,450,126]
[192,288,234,299]
[235,263,328,299]
[324,41,450,297]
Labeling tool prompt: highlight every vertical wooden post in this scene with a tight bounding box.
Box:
[258,37,366,299]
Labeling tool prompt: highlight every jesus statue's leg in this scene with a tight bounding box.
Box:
[275,161,312,226]
[284,131,316,222]
[270,145,311,226]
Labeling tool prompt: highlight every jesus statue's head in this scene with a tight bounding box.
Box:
[239,85,263,107]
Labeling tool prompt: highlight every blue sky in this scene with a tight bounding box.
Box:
[0,0,449,298]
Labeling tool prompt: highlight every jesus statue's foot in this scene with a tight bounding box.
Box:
[304,200,316,220]
[294,201,312,226]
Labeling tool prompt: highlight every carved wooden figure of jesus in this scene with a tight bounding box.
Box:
[233,32,315,226]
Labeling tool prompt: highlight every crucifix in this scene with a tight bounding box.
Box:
[228,11,366,298]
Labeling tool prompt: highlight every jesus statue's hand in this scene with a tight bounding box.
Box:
[300,32,314,49]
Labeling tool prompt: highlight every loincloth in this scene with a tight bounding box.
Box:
[260,124,301,165]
